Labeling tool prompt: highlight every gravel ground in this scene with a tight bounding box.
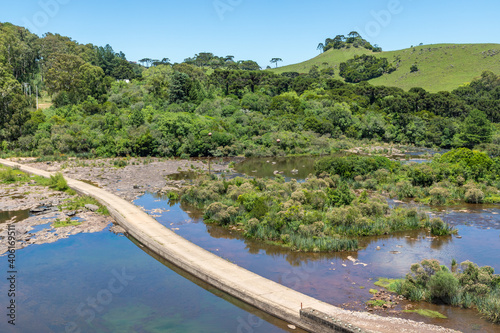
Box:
[18,157,229,201]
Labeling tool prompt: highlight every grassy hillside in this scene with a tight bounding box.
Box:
[270,43,500,92]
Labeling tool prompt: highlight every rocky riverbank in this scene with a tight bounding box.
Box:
[16,157,229,201]
[1,157,229,255]
[0,181,112,255]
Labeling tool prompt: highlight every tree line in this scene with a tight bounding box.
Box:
[0,22,499,159]
[318,32,382,53]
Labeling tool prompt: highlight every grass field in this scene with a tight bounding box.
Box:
[270,43,500,92]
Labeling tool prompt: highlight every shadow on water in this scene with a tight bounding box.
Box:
[127,234,307,333]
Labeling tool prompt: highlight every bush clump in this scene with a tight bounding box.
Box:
[49,172,70,192]
[179,174,446,252]
[389,259,500,323]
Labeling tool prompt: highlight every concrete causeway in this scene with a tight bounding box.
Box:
[1,159,460,333]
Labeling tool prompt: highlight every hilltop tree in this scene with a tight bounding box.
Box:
[270,58,282,68]
[348,31,360,39]
[321,32,381,52]
[139,58,153,68]
[238,60,261,71]
[317,43,324,53]
[112,59,136,80]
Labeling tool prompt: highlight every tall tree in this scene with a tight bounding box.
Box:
[0,63,29,141]
[317,43,325,53]
[457,109,493,148]
[270,58,282,68]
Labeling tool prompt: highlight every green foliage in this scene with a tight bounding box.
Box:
[179,175,438,252]
[476,288,500,323]
[326,182,354,207]
[366,300,387,307]
[53,217,81,228]
[49,172,69,192]
[315,155,397,179]
[428,269,460,303]
[438,148,493,180]
[1,22,499,167]
[403,309,447,319]
[393,259,500,323]
[0,167,19,183]
[457,109,493,148]
[374,278,400,293]
[63,195,109,215]
[321,32,381,53]
[339,54,395,83]
[166,191,179,200]
[113,160,128,168]
[427,218,456,236]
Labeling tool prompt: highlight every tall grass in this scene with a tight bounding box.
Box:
[476,288,500,323]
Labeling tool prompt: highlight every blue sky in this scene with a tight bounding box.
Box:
[2,0,499,67]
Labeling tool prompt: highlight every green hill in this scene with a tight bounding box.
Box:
[270,43,500,92]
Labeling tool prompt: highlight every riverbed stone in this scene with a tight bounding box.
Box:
[85,204,99,212]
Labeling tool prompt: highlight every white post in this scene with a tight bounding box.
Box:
[36,86,38,110]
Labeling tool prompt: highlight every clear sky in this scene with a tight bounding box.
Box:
[1,0,499,68]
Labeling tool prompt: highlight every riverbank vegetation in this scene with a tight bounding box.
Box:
[315,148,500,206]
[384,260,500,323]
[0,23,499,160]
[0,165,108,215]
[179,172,454,252]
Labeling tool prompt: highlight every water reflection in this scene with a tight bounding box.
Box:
[0,209,30,224]
[133,188,500,333]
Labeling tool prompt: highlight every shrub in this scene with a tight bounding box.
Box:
[429,187,450,205]
[428,269,459,304]
[166,191,179,200]
[477,289,500,323]
[315,155,396,179]
[49,172,69,192]
[408,164,435,187]
[395,181,415,199]
[0,168,17,183]
[465,186,485,203]
[326,182,355,207]
[428,217,456,236]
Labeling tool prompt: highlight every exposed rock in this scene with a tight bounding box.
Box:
[110,224,126,235]
[30,205,58,215]
[85,204,99,212]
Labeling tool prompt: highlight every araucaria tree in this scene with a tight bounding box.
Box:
[270,58,282,68]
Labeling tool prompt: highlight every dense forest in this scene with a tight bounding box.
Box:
[0,22,499,159]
